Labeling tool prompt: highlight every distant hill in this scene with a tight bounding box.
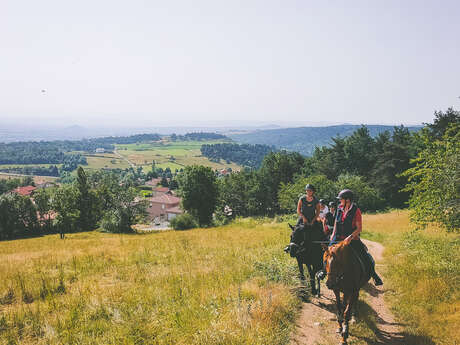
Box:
[229,125,422,156]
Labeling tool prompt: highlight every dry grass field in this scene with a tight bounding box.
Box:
[0,211,457,345]
[362,210,460,345]
[83,153,131,171]
[0,219,299,345]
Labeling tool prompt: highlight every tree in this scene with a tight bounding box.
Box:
[424,107,460,140]
[34,188,53,232]
[258,151,305,215]
[0,193,38,240]
[371,126,415,208]
[76,167,93,231]
[52,186,80,238]
[402,122,459,231]
[336,174,384,212]
[100,186,147,233]
[177,165,218,226]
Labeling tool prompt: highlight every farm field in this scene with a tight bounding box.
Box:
[114,140,242,172]
[0,173,58,184]
[0,164,62,169]
[83,153,131,171]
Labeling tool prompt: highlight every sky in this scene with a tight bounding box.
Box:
[1,0,459,128]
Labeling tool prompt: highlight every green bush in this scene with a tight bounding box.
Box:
[170,213,198,230]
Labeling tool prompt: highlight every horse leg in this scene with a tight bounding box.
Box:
[334,290,343,334]
[316,274,321,297]
[296,258,305,281]
[342,291,358,343]
[351,291,359,323]
[306,264,317,295]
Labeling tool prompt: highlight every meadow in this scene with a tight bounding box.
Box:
[0,211,457,345]
[83,153,131,171]
[361,210,460,345]
[114,140,242,172]
[0,219,299,345]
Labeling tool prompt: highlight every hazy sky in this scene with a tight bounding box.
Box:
[1,0,459,127]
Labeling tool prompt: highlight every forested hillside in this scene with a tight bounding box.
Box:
[229,124,421,156]
[200,143,275,168]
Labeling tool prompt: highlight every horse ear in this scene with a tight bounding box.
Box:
[288,223,295,230]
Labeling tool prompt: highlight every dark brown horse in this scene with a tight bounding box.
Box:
[323,241,371,344]
[285,223,327,296]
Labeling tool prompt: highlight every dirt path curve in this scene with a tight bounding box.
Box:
[114,148,136,168]
[290,239,406,345]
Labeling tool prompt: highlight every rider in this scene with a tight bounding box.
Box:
[297,184,320,228]
[330,189,383,286]
[319,199,329,221]
[323,201,336,239]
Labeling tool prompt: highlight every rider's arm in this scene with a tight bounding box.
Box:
[351,208,362,239]
[344,208,362,244]
[329,219,337,244]
[297,199,307,223]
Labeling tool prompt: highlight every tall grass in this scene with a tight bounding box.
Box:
[363,210,460,345]
[0,220,300,345]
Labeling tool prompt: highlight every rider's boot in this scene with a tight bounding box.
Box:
[367,252,383,286]
[372,271,383,286]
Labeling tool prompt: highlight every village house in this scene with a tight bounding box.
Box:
[146,192,182,222]
[12,185,37,197]
[145,177,162,187]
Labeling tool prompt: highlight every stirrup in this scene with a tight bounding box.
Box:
[316,270,326,281]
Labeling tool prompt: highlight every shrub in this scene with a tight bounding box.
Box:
[170,213,198,230]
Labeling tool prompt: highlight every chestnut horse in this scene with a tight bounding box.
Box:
[323,241,371,345]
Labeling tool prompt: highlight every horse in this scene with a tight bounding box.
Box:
[323,241,371,345]
[285,222,327,296]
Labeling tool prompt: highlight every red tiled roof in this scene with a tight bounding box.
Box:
[13,186,37,196]
[166,206,182,214]
[155,186,170,193]
[145,178,162,186]
[149,194,181,205]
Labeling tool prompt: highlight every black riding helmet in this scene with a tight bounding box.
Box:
[337,189,354,201]
[305,184,316,192]
[328,201,336,207]
[319,199,326,205]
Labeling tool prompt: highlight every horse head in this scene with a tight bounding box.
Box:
[324,242,348,290]
[284,223,306,258]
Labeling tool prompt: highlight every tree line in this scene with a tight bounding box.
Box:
[0,167,147,240]
[200,143,275,168]
[1,109,457,239]
[176,108,459,232]
[170,132,228,141]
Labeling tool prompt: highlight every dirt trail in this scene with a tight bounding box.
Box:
[290,239,406,345]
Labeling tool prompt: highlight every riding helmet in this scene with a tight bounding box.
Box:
[337,189,354,200]
[328,201,336,207]
[319,199,326,205]
[305,184,316,192]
